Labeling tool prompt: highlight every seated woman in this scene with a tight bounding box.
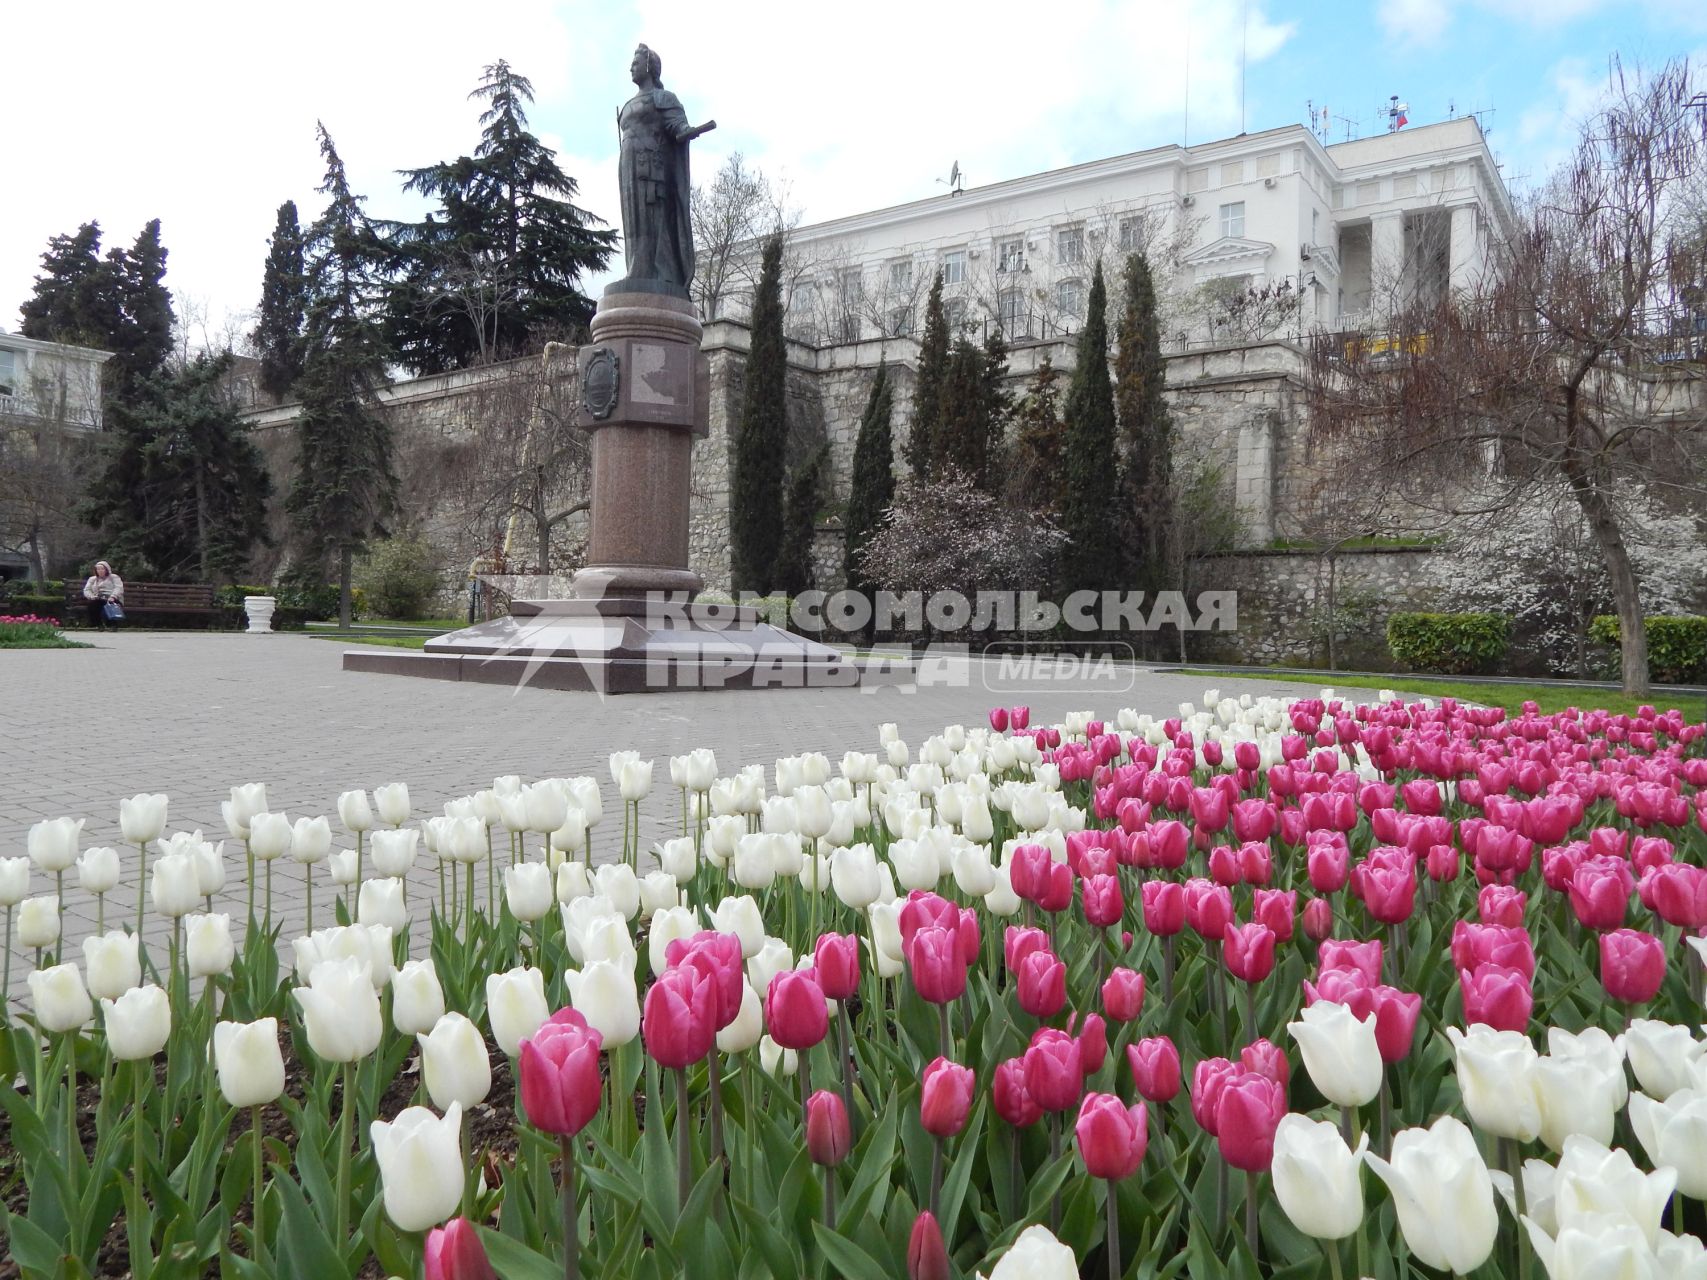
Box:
[82,560,125,631]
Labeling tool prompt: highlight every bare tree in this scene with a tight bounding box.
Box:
[692,152,804,323]
[0,365,101,579]
[1306,58,1707,693]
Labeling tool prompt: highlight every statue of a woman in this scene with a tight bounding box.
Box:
[614,44,715,296]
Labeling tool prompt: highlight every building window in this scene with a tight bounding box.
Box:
[0,348,15,398]
[1118,216,1144,252]
[1219,201,1245,239]
[944,299,967,333]
[941,249,966,285]
[888,259,913,293]
[1055,279,1084,320]
[1056,227,1084,266]
[1311,209,1320,243]
[887,305,914,337]
[998,288,1027,335]
[998,238,1025,273]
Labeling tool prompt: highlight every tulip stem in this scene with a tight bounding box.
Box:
[707,1044,725,1168]
[1216,1156,1229,1245]
[2,906,12,1026]
[1501,1137,1532,1280]
[245,837,255,925]
[265,861,273,929]
[128,1061,146,1277]
[334,1061,353,1248]
[1324,1240,1345,1280]
[1241,980,1257,1042]
[466,861,477,945]
[136,839,149,937]
[1106,1178,1121,1280]
[1162,936,1175,1005]
[305,864,314,934]
[938,1001,952,1063]
[929,1134,943,1221]
[1244,1170,1258,1258]
[560,1134,579,1280]
[251,1104,265,1252]
[837,1003,857,1140]
[54,870,65,965]
[675,1065,692,1214]
[64,1034,78,1201]
[1050,1114,1063,1232]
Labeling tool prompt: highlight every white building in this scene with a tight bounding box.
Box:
[745,117,1513,348]
[0,331,109,431]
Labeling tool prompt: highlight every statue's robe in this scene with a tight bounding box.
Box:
[617,87,695,290]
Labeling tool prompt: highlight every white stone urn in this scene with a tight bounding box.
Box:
[244,595,277,633]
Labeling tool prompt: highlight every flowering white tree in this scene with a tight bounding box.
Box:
[1429,481,1706,676]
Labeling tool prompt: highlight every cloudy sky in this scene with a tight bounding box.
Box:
[4,0,1705,344]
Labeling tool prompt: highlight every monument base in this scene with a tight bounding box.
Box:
[341,597,912,694]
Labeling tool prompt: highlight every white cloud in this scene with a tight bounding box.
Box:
[2,0,1292,335]
[1379,0,1456,46]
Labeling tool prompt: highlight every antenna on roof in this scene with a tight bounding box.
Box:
[936,161,963,196]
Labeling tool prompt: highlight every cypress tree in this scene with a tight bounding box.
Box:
[905,271,948,479]
[1009,355,1066,516]
[933,337,989,485]
[773,444,829,599]
[979,326,1012,482]
[1058,262,1119,600]
[287,124,397,627]
[110,220,174,393]
[1114,252,1174,590]
[731,233,788,592]
[253,201,308,398]
[842,361,894,609]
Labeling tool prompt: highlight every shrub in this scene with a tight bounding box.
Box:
[1387,612,1511,675]
[1587,615,1707,684]
[356,536,445,620]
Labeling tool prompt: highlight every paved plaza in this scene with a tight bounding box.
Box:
[0,632,1335,1005]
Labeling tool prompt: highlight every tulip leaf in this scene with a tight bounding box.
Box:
[733,1193,801,1280]
[938,1096,987,1241]
[272,1173,352,1280]
[810,1221,892,1280]
[2,1210,65,1279]
[475,1226,562,1280]
[836,1094,897,1229]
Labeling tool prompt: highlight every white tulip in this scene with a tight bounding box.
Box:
[717,980,764,1054]
[504,863,555,923]
[1535,1053,1622,1153]
[1523,1217,1663,1280]
[358,877,409,932]
[556,860,593,905]
[560,896,621,963]
[371,1102,464,1232]
[759,1034,797,1078]
[831,843,882,909]
[291,816,333,864]
[1629,1089,1707,1198]
[794,786,833,840]
[392,959,446,1035]
[418,1012,492,1111]
[370,828,419,878]
[194,840,226,897]
[18,894,60,948]
[1550,1136,1675,1247]
[1655,1230,1707,1279]
[592,863,640,920]
[119,793,169,843]
[984,861,1023,916]
[214,1018,286,1106]
[1364,1116,1498,1276]
[653,836,696,882]
[637,871,682,920]
[373,782,411,827]
[102,985,171,1060]
[248,812,292,862]
[981,1224,1078,1280]
[951,843,997,897]
[28,962,92,1033]
[549,806,590,858]
[1271,1115,1367,1240]
[1625,1019,1706,1101]
[441,817,488,864]
[293,957,383,1062]
[731,834,777,890]
[28,817,82,873]
[521,781,569,835]
[496,790,529,833]
[648,905,701,976]
[1446,1025,1543,1142]
[708,895,765,958]
[960,795,995,844]
[579,914,636,968]
[886,739,910,769]
[0,856,31,906]
[292,923,393,986]
[337,789,373,834]
[746,937,793,997]
[327,849,359,886]
[75,846,120,896]
[799,850,832,895]
[565,958,641,1047]
[186,912,235,977]
[1546,1026,1627,1109]
[486,966,550,1056]
[1288,999,1383,1109]
[149,851,200,918]
[83,930,142,999]
[678,748,718,792]
[618,759,653,803]
[228,783,268,830]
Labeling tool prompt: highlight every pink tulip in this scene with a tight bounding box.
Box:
[1214,1072,1286,1171]
[1189,1057,1241,1134]
[1223,922,1277,984]
[813,933,860,1001]
[1015,949,1067,1019]
[1003,925,1050,972]
[425,1218,497,1280]
[1081,873,1123,929]
[905,926,967,1005]
[1252,888,1296,942]
[1368,985,1422,1063]
[1459,962,1532,1032]
[993,1056,1043,1127]
[1101,967,1146,1022]
[1477,884,1526,927]
[1141,880,1186,936]
[765,970,829,1050]
[1317,939,1383,983]
[920,1057,974,1137]
[518,1007,604,1136]
[806,1089,852,1166]
[1302,896,1334,941]
[643,964,717,1068]
[1127,1036,1181,1103]
[908,1211,951,1280]
[1023,1028,1083,1113]
[1239,1038,1290,1091]
[1075,1092,1148,1179]
[1599,929,1665,1004]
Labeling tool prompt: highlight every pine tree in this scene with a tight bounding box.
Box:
[842,361,894,613]
[1114,252,1174,591]
[773,445,829,598]
[933,337,990,485]
[1058,262,1119,600]
[109,220,174,393]
[380,60,617,373]
[905,271,949,479]
[253,201,308,398]
[17,222,121,348]
[288,124,398,627]
[1009,356,1066,516]
[731,233,788,593]
[979,326,1013,482]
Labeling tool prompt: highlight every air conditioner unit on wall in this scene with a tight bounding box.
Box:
[1264,176,1277,189]
[1181,194,1196,208]
[1300,243,1312,260]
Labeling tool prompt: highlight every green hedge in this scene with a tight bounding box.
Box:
[1387,612,1511,675]
[1588,615,1707,684]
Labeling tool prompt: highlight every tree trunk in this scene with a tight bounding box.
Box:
[1324,554,1339,672]
[195,469,209,582]
[1564,466,1650,694]
[338,546,354,631]
[536,508,550,574]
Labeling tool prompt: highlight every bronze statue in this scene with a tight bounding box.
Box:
[614,44,715,296]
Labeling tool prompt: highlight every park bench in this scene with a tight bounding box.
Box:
[63,581,218,625]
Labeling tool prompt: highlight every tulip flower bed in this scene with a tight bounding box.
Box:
[3,693,1707,1280]
[0,614,84,649]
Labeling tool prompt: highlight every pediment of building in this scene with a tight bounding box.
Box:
[1184,236,1275,269]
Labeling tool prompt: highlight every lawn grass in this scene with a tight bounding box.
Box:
[1177,668,1706,720]
[317,635,429,650]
